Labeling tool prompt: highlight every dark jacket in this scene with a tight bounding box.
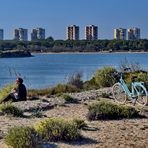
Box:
[16,83,27,101]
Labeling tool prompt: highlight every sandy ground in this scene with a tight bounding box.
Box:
[0,91,147,148]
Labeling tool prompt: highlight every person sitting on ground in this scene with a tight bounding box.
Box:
[2,77,27,102]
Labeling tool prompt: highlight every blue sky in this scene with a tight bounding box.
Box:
[0,0,148,40]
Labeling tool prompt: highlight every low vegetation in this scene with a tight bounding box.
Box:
[87,101,139,120]
[73,118,87,129]
[93,67,117,88]
[5,126,40,148]
[67,73,83,89]
[34,118,80,142]
[28,84,80,98]
[0,84,15,102]
[101,92,110,98]
[1,39,148,52]
[61,94,78,103]
[4,118,81,147]
[0,103,23,117]
[28,88,51,98]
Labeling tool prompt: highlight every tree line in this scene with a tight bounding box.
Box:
[0,39,148,52]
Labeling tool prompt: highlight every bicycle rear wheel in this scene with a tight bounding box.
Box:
[112,83,127,104]
[134,85,148,106]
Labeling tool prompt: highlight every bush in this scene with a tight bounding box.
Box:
[5,126,40,148]
[28,84,79,98]
[0,84,15,102]
[67,73,83,89]
[87,101,139,120]
[94,67,117,88]
[48,84,79,96]
[31,108,43,118]
[61,94,78,103]
[34,118,80,142]
[101,92,110,98]
[83,77,99,90]
[0,103,23,117]
[28,88,51,97]
[73,119,87,129]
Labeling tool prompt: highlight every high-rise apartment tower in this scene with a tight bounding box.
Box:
[128,28,140,40]
[31,28,45,41]
[114,28,126,40]
[14,28,28,41]
[66,25,79,40]
[0,29,4,40]
[85,25,98,40]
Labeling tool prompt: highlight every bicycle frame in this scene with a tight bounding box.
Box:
[118,74,148,98]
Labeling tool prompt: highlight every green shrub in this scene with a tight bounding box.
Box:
[73,119,87,129]
[119,105,139,118]
[101,92,110,98]
[28,83,80,98]
[0,84,15,102]
[83,77,99,90]
[31,109,43,118]
[61,94,78,103]
[94,67,117,88]
[67,73,83,89]
[28,88,51,97]
[47,84,79,96]
[87,101,139,120]
[0,103,23,117]
[5,126,40,148]
[34,118,80,142]
[137,72,148,82]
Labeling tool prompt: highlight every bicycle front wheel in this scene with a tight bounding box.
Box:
[134,85,148,106]
[112,83,127,104]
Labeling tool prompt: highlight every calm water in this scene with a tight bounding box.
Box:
[0,53,148,89]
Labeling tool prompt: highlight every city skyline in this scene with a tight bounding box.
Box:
[0,0,148,40]
[0,26,142,41]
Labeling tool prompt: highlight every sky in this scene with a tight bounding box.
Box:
[0,0,148,40]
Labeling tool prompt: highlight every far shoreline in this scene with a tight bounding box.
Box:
[31,51,148,55]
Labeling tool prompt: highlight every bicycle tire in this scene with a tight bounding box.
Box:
[112,83,127,104]
[134,85,148,106]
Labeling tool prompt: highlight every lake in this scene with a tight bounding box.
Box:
[0,52,148,89]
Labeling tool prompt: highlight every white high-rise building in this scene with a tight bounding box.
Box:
[0,29,4,40]
[14,28,28,41]
[128,28,140,40]
[31,28,45,41]
[66,25,79,40]
[85,25,98,40]
[114,28,126,40]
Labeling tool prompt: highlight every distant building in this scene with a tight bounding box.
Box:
[128,28,140,40]
[31,28,45,41]
[85,25,98,40]
[14,28,28,41]
[114,28,126,40]
[0,29,4,40]
[66,25,79,40]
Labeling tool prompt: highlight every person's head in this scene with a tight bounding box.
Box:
[16,77,23,84]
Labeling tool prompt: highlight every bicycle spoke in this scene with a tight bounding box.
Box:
[134,85,148,106]
[112,83,127,104]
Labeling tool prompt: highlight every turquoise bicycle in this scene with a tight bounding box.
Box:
[112,70,148,106]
